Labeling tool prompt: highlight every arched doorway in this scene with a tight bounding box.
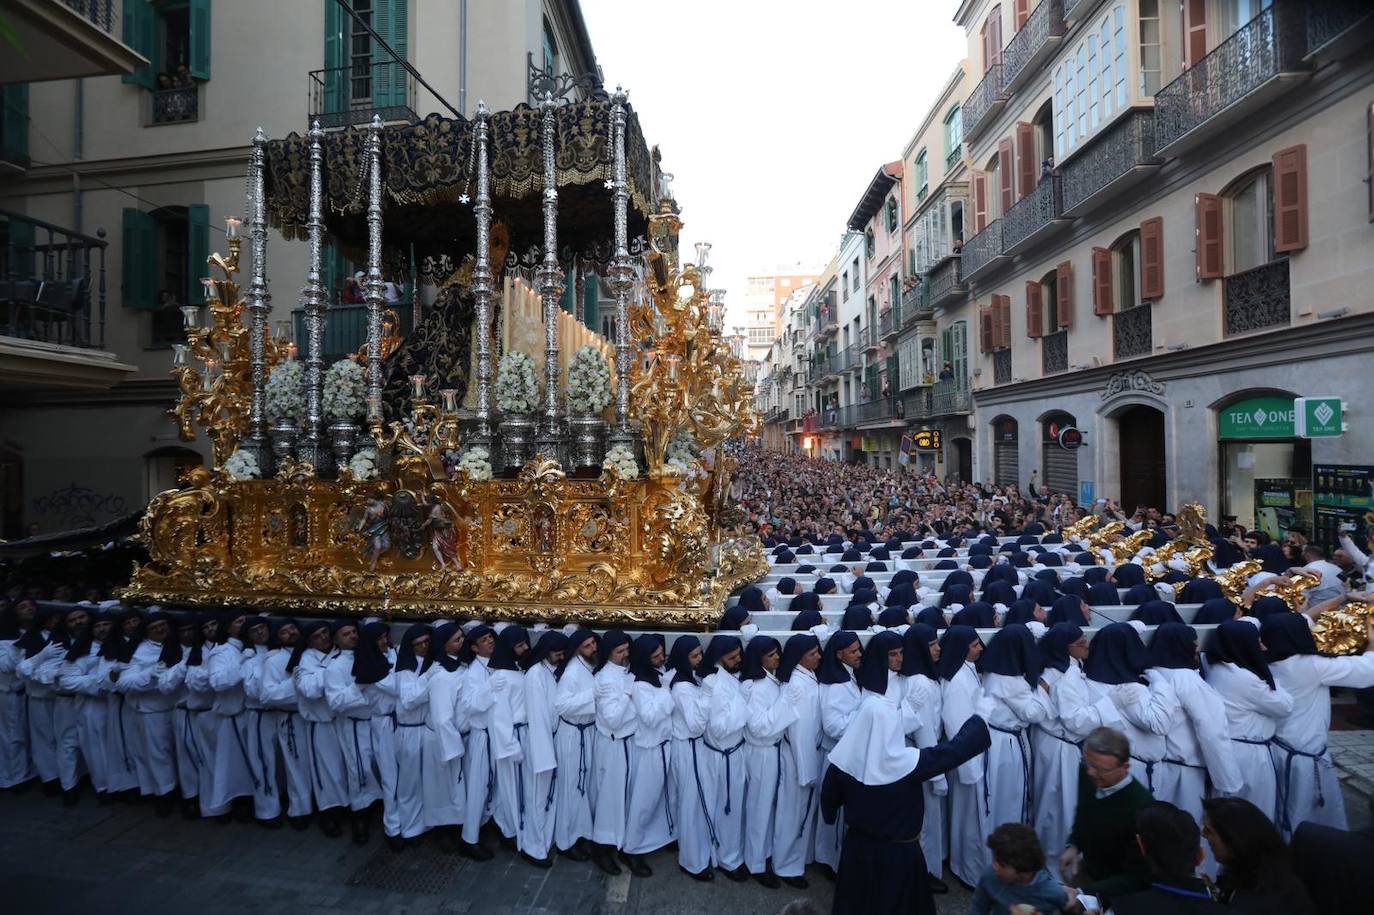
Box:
[953,437,973,484]
[1040,411,1079,499]
[1118,405,1166,512]
[990,416,1019,487]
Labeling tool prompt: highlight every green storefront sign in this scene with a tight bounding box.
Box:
[1218,396,1295,439]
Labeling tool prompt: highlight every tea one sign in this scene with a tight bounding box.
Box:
[1218,396,1295,439]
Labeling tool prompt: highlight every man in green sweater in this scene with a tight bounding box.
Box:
[1058,727,1154,905]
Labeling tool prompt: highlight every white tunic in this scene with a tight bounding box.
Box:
[294,647,348,811]
[362,655,399,834]
[1204,661,1293,822]
[459,655,496,843]
[1146,665,1243,823]
[17,639,62,784]
[943,662,989,886]
[206,639,255,811]
[982,671,1051,830]
[488,663,527,841]
[700,669,749,870]
[669,677,713,875]
[519,660,560,857]
[420,663,466,830]
[741,671,798,873]
[900,670,946,877]
[58,642,108,793]
[552,656,598,850]
[814,670,861,870]
[591,661,637,847]
[259,646,310,818]
[241,644,282,820]
[625,674,676,855]
[0,638,33,787]
[392,664,431,838]
[118,640,177,797]
[775,667,823,878]
[1085,675,1178,794]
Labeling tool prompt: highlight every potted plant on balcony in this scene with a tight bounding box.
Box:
[496,349,538,470]
[265,357,306,464]
[565,344,611,469]
[323,357,367,468]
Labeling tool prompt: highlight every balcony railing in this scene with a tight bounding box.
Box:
[1061,109,1160,216]
[945,143,963,172]
[309,61,418,129]
[1112,304,1152,359]
[1154,4,1309,155]
[860,324,880,352]
[962,220,1005,280]
[1002,174,1065,254]
[1041,329,1068,375]
[927,256,966,308]
[878,308,898,340]
[930,378,972,415]
[835,344,862,373]
[0,210,108,349]
[993,349,1012,385]
[901,283,930,322]
[1063,0,1100,24]
[1003,1,1067,92]
[904,387,933,420]
[962,63,1007,141]
[1224,259,1291,337]
[1305,1,1374,59]
[527,53,605,105]
[152,86,198,125]
[857,398,903,424]
[293,300,414,364]
[63,0,115,33]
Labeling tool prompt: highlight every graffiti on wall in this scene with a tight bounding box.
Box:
[32,483,129,529]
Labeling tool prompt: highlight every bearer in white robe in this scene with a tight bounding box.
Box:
[553,629,599,860]
[421,624,482,856]
[101,611,144,798]
[591,630,637,875]
[293,620,348,837]
[205,611,256,817]
[58,611,112,799]
[815,629,863,873]
[15,607,62,789]
[354,621,400,846]
[324,619,380,844]
[459,625,497,849]
[155,616,202,814]
[774,633,824,888]
[623,635,676,876]
[390,624,432,844]
[519,631,566,865]
[936,625,987,886]
[899,623,949,885]
[1081,622,1178,796]
[980,624,1052,833]
[1204,619,1294,823]
[665,636,713,881]
[240,617,282,824]
[698,634,750,879]
[487,626,531,848]
[258,619,308,827]
[182,616,220,815]
[0,599,37,788]
[117,612,179,812]
[1262,611,1374,836]
[739,635,798,887]
[49,606,92,800]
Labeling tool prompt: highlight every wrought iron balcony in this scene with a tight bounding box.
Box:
[309,61,417,129]
[962,63,1007,142]
[1224,259,1291,337]
[1112,304,1152,360]
[1002,174,1067,255]
[878,307,899,341]
[1061,109,1161,216]
[818,305,839,338]
[961,220,1006,281]
[293,299,413,364]
[993,349,1012,386]
[152,86,198,125]
[835,344,862,373]
[945,143,963,172]
[926,256,966,309]
[904,387,933,421]
[1305,1,1374,61]
[860,324,880,353]
[0,209,108,350]
[901,283,931,323]
[856,398,904,425]
[1063,0,1102,24]
[930,378,972,415]
[1041,329,1068,375]
[1154,4,1310,156]
[1003,1,1066,93]
[527,53,606,105]
[63,0,116,32]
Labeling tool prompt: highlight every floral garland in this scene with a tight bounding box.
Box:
[322,358,366,422]
[566,345,611,415]
[602,443,639,480]
[348,447,379,481]
[223,448,260,481]
[265,359,306,422]
[496,350,538,414]
[458,446,493,481]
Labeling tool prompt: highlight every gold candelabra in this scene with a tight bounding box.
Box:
[367,377,464,486]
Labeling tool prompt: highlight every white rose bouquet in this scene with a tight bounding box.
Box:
[223,448,260,481]
[496,350,538,414]
[265,358,306,422]
[666,428,705,478]
[566,345,611,415]
[322,358,366,422]
[458,446,493,481]
[602,443,639,480]
[348,447,379,481]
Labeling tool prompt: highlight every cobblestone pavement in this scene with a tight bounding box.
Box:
[0,787,974,915]
[1332,729,1374,806]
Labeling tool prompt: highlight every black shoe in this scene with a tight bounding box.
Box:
[459,841,494,861]
[680,866,714,882]
[591,847,622,876]
[386,834,406,852]
[41,780,61,797]
[927,874,949,895]
[521,852,553,869]
[780,875,808,889]
[97,792,114,806]
[320,812,343,838]
[153,793,175,817]
[619,852,652,878]
[560,841,591,862]
[287,815,311,831]
[499,835,517,851]
[719,865,749,883]
[180,799,199,820]
[753,870,780,889]
[62,788,80,807]
[819,865,837,882]
[259,816,283,830]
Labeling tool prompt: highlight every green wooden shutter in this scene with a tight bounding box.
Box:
[886,354,899,392]
[121,208,158,310]
[323,0,346,116]
[373,0,409,110]
[121,0,155,89]
[583,275,599,331]
[188,0,212,80]
[185,204,210,307]
[1,83,28,162]
[560,279,575,315]
[8,218,34,278]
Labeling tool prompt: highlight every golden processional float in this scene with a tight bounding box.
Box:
[120,89,767,627]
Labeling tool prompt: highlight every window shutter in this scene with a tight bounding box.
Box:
[973,170,988,232]
[373,0,410,110]
[1,83,28,161]
[186,204,210,308]
[980,306,994,353]
[998,137,1014,215]
[1016,122,1036,198]
[1272,144,1308,253]
[1140,216,1165,299]
[1092,247,1113,315]
[323,0,346,115]
[1014,0,1030,30]
[1025,281,1043,338]
[121,208,158,310]
[1056,261,1073,328]
[1182,0,1208,70]
[121,0,155,89]
[188,0,212,80]
[995,294,1011,348]
[988,6,1003,67]
[1194,194,1223,280]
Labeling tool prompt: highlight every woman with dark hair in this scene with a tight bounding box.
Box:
[774,633,823,889]
[181,614,217,815]
[239,616,282,826]
[1194,598,1242,624]
[518,629,566,864]
[665,635,712,881]
[815,630,863,875]
[457,623,499,853]
[899,623,948,890]
[739,635,796,888]
[417,622,471,853]
[1131,599,1184,626]
[623,634,675,876]
[1082,623,1177,794]
[354,621,401,847]
[1202,796,1315,914]
[553,628,599,863]
[938,625,988,886]
[699,634,750,881]
[204,611,256,822]
[1047,594,1091,627]
[156,614,208,818]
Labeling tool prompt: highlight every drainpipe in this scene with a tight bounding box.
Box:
[458,0,468,116]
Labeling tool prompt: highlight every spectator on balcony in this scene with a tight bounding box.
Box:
[343,272,366,305]
[173,63,194,89]
[939,363,955,382]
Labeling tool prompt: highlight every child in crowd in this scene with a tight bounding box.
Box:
[970,823,1073,915]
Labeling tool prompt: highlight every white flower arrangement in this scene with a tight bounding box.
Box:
[666,428,705,478]
[223,448,260,481]
[348,447,379,481]
[495,350,539,414]
[566,345,611,415]
[458,446,493,481]
[602,443,639,480]
[322,358,366,422]
[265,358,306,422]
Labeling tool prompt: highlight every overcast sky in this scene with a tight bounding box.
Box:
[579,0,965,328]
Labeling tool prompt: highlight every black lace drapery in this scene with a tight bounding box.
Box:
[264,99,657,270]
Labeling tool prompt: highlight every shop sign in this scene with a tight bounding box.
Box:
[1295,396,1346,437]
[1218,396,1294,439]
[1057,426,1084,450]
[862,436,878,452]
[1312,464,1374,550]
[913,429,942,451]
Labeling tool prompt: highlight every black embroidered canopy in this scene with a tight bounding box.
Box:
[264,98,657,270]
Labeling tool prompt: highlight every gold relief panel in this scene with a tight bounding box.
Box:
[491,502,528,552]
